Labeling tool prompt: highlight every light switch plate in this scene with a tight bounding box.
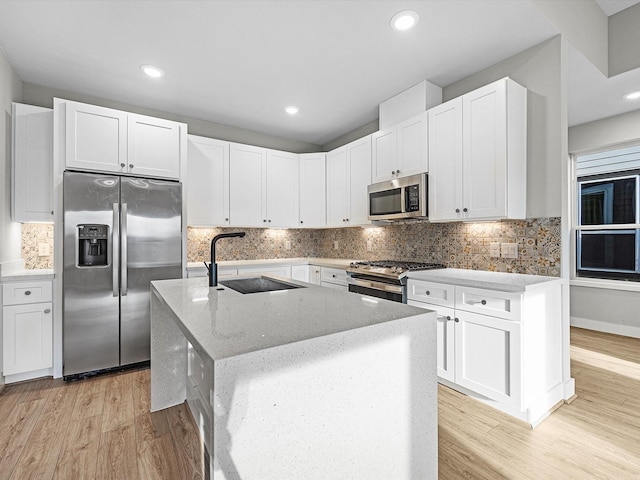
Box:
[285,240,291,250]
[38,243,50,256]
[367,240,372,252]
[501,242,518,259]
[334,241,339,250]
[489,242,501,258]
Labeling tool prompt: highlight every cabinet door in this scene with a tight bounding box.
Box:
[239,265,292,278]
[326,147,348,227]
[66,101,127,173]
[347,135,372,226]
[12,104,53,222]
[299,153,326,228]
[408,301,455,382]
[229,143,266,227]
[291,265,310,282]
[371,127,397,183]
[397,112,428,177]
[462,80,507,219]
[128,114,181,179]
[309,265,322,285]
[187,135,230,226]
[454,310,521,409]
[266,150,299,228]
[3,303,53,376]
[428,98,463,221]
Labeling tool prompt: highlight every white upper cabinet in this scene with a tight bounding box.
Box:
[371,112,428,183]
[266,149,299,228]
[12,103,53,223]
[128,114,181,179]
[428,78,526,222]
[229,143,266,227]
[64,100,183,180]
[326,135,372,227]
[65,101,128,173]
[326,147,349,227]
[298,153,326,228]
[187,135,230,226]
[229,144,299,228]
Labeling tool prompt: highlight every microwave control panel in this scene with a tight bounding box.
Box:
[405,184,420,212]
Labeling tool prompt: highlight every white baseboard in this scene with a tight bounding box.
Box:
[571,316,640,339]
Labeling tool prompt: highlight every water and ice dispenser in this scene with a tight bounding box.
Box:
[77,224,108,267]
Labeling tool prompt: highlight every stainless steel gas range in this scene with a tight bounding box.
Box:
[346,260,446,303]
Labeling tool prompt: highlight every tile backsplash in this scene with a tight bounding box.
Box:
[21,218,560,276]
[188,217,561,276]
[21,223,54,269]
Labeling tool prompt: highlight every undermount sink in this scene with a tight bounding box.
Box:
[219,277,305,294]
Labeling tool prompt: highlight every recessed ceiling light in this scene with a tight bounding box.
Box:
[140,64,165,78]
[390,10,419,31]
[624,90,640,100]
[285,106,299,115]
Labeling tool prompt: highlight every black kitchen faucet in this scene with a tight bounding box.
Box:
[204,232,246,287]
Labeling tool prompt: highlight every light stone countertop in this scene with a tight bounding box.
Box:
[151,276,430,361]
[407,268,563,293]
[187,257,358,271]
[1,269,55,282]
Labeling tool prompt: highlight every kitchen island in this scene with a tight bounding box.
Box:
[150,276,438,480]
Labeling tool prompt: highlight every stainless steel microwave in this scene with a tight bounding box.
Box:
[368,173,428,221]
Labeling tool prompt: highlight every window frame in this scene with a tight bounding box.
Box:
[573,152,640,283]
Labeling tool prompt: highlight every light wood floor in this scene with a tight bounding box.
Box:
[0,327,639,479]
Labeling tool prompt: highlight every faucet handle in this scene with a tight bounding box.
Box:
[203,262,211,273]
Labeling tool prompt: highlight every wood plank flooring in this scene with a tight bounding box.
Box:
[0,327,639,479]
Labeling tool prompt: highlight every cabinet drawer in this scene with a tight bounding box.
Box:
[187,343,213,406]
[407,280,455,308]
[186,376,212,450]
[455,286,521,321]
[3,281,52,306]
[320,267,348,286]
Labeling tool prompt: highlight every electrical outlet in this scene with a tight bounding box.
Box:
[285,240,291,250]
[489,242,501,258]
[501,242,518,259]
[38,243,50,256]
[366,240,372,252]
[333,240,339,250]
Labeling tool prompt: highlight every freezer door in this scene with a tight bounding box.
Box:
[63,171,120,376]
[120,177,182,365]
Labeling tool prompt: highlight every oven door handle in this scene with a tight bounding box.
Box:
[346,277,404,294]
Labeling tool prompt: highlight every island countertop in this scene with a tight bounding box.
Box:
[151,276,430,361]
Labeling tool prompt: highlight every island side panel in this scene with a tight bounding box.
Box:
[212,312,438,480]
[150,288,188,412]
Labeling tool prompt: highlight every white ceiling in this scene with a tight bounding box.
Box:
[0,1,638,146]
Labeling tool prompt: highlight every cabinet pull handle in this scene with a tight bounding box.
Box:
[300,220,304,224]
[463,208,468,213]
[225,218,229,221]
[24,290,31,296]
[455,208,460,213]
[332,274,336,278]
[426,290,431,295]
[44,308,51,314]
[263,219,267,223]
[396,170,400,174]
[446,315,451,321]
[120,163,126,168]
[268,219,271,223]
[129,164,134,169]
[481,299,487,305]
[454,317,459,323]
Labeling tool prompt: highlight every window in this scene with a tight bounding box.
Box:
[575,146,640,281]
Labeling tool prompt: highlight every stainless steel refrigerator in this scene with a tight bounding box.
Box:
[63,171,182,378]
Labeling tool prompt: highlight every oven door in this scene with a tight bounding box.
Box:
[346,276,405,303]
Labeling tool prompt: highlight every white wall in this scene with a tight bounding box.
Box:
[569,109,640,337]
[443,36,565,219]
[0,49,23,267]
[609,3,640,76]
[22,82,320,154]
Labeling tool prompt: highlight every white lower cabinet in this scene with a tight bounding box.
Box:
[408,277,562,426]
[320,267,348,290]
[237,265,291,278]
[2,280,53,379]
[291,265,310,282]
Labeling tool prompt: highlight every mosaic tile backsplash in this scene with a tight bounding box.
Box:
[188,217,561,277]
[21,223,54,270]
[21,219,560,276]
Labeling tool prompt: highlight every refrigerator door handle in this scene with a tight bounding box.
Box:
[121,203,128,296]
[112,203,120,297]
